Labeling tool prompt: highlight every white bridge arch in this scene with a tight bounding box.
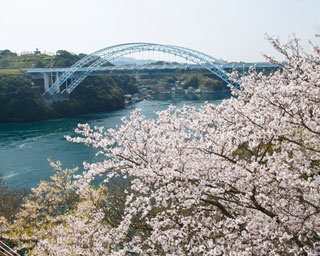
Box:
[44,42,233,96]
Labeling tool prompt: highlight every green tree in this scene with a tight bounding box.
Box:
[53,50,81,67]
[0,50,17,58]
[183,75,199,88]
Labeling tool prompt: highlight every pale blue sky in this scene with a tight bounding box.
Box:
[1,0,319,62]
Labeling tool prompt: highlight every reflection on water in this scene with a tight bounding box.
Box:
[0,92,230,189]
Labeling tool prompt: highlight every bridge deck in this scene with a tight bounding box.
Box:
[24,62,280,74]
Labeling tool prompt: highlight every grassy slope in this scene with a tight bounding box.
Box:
[0,53,54,74]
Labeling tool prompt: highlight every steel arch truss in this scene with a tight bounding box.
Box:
[45,43,231,95]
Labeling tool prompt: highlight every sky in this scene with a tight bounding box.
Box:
[1,0,319,62]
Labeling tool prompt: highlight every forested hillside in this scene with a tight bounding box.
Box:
[0,49,138,122]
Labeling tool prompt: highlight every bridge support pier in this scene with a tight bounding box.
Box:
[44,73,49,92]
[43,72,62,96]
[55,72,61,93]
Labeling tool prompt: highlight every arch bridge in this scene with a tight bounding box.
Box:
[41,42,236,97]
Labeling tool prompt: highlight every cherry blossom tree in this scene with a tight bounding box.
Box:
[2,161,121,255]
[3,161,79,253]
[64,36,320,255]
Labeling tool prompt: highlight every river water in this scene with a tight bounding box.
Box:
[0,92,229,189]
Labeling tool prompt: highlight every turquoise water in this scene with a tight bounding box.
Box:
[0,92,229,189]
